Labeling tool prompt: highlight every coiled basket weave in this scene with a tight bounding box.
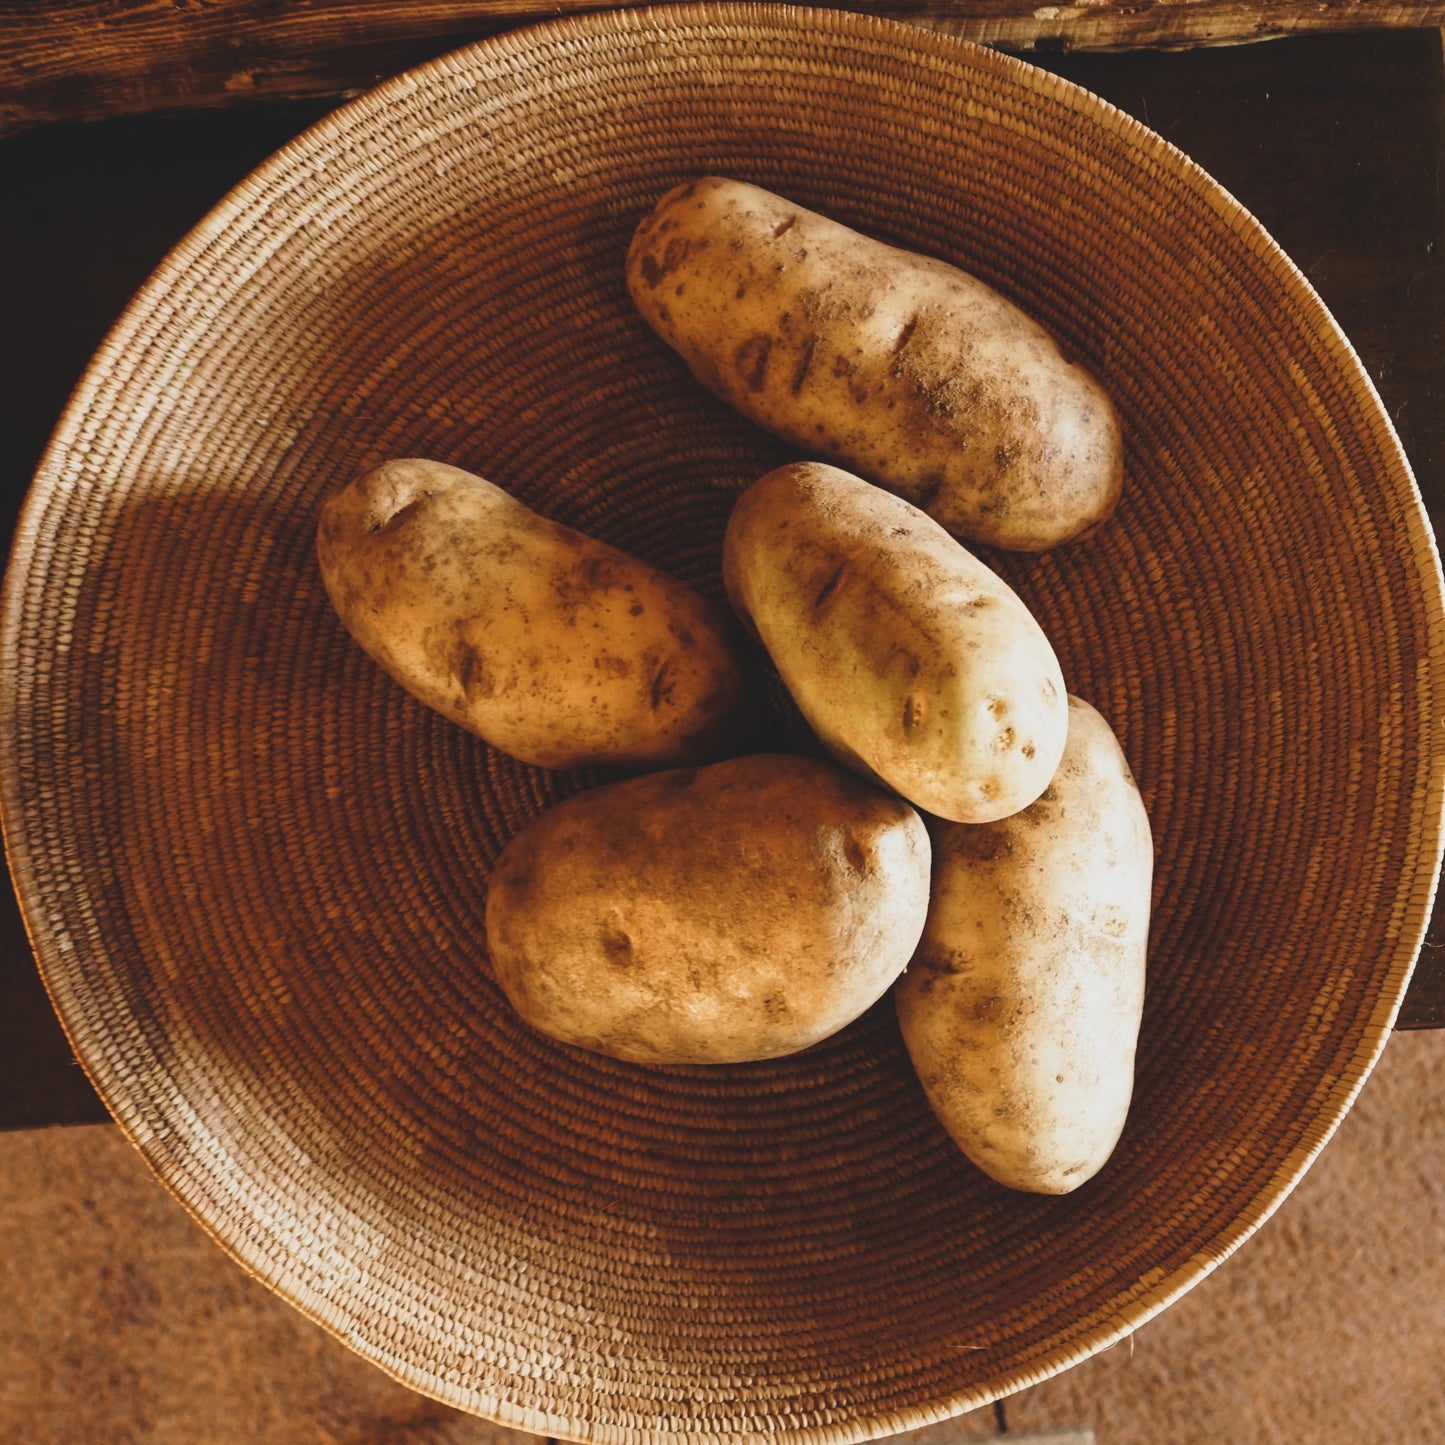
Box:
[3,5,1443,1439]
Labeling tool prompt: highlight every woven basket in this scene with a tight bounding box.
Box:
[4,5,1443,1439]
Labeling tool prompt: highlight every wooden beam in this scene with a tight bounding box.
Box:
[5,1,1445,135]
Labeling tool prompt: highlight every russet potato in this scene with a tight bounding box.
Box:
[627,176,1123,552]
[317,458,754,771]
[484,753,931,1064]
[894,696,1153,1194]
[723,461,1068,825]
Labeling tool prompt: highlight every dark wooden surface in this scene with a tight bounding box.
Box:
[5,0,1445,135]
[2,28,1442,1130]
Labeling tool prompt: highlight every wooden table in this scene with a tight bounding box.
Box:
[2,14,1442,1130]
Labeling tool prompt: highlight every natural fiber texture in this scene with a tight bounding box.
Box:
[2,6,1442,1441]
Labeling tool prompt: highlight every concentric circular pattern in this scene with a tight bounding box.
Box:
[3,5,1443,1441]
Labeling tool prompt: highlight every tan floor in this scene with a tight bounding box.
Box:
[2,1030,1441,1445]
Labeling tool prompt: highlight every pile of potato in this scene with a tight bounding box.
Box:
[317,178,1153,1196]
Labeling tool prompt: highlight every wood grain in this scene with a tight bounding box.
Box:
[5,0,1445,134]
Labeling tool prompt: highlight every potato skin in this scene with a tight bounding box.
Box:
[485,754,931,1064]
[317,459,754,771]
[626,175,1123,552]
[723,461,1068,824]
[894,696,1153,1194]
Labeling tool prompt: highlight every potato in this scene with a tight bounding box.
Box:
[722,461,1068,825]
[484,754,931,1064]
[626,175,1123,552]
[894,696,1153,1194]
[317,458,755,771]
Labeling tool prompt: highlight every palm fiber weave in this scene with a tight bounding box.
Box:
[3,6,1443,1440]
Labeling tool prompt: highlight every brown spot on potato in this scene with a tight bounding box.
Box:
[639,253,665,289]
[812,560,847,611]
[735,334,772,391]
[950,829,1012,864]
[455,646,493,699]
[901,692,927,733]
[1093,906,1129,938]
[494,843,532,888]
[842,833,869,873]
[370,494,430,534]
[601,928,634,967]
[649,661,673,710]
[970,994,1003,1023]
[790,336,817,395]
[772,216,797,238]
[927,947,973,977]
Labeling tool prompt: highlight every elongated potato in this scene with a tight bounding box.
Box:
[485,754,931,1064]
[895,696,1153,1194]
[723,461,1068,824]
[627,176,1123,552]
[317,459,755,771]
